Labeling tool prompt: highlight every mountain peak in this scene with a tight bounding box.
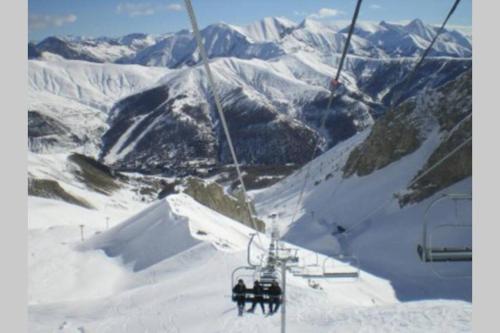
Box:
[243,16,298,42]
[405,18,435,40]
[406,18,425,29]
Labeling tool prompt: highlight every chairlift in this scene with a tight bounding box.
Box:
[417,193,472,263]
[292,254,360,279]
[231,234,282,304]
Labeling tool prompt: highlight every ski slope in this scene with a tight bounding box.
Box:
[252,130,472,301]
[28,192,471,332]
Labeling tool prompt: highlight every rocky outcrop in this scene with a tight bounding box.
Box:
[28,177,94,209]
[183,177,265,232]
[398,71,472,205]
[343,69,472,205]
[68,153,124,195]
[343,101,423,177]
[398,118,471,205]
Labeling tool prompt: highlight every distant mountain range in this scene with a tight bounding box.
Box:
[28,17,472,176]
[31,17,471,65]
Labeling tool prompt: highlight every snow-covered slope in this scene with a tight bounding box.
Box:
[252,130,471,301]
[28,193,471,332]
[98,53,380,173]
[341,19,471,58]
[29,58,169,111]
[28,15,471,163]
[125,23,285,68]
[28,58,169,154]
[241,17,298,42]
[35,34,159,63]
[252,71,472,301]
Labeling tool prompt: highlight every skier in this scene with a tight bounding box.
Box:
[232,279,247,316]
[268,280,282,314]
[247,280,265,314]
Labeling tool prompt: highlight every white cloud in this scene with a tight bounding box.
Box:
[117,3,156,17]
[166,4,183,12]
[29,14,77,30]
[117,2,183,17]
[370,4,382,10]
[308,8,343,20]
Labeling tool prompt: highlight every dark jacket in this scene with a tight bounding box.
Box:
[268,284,282,297]
[252,283,264,297]
[233,284,246,295]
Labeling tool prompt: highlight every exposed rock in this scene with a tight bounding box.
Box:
[68,153,123,195]
[343,68,471,204]
[183,177,265,232]
[343,101,423,177]
[397,70,472,205]
[398,118,471,206]
[28,178,94,209]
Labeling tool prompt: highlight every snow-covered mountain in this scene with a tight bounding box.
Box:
[241,16,297,42]
[27,15,473,332]
[28,17,471,172]
[343,19,472,58]
[122,23,285,68]
[98,54,381,174]
[28,57,169,155]
[34,33,161,63]
[31,17,471,66]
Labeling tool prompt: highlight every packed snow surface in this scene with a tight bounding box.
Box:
[252,130,472,302]
[29,191,471,332]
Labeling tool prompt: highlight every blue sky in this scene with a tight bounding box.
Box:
[28,0,472,42]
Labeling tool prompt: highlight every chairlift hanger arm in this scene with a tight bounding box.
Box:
[418,193,472,264]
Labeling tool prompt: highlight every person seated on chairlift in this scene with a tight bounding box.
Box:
[268,280,282,315]
[247,280,265,314]
[232,279,247,316]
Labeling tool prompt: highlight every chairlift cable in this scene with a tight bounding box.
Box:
[342,133,472,237]
[284,0,466,241]
[407,135,471,188]
[284,0,365,237]
[391,0,462,105]
[183,0,266,250]
[326,0,465,222]
[296,0,466,239]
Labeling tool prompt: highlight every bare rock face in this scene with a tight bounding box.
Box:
[183,177,265,232]
[343,69,472,205]
[398,71,472,205]
[343,101,423,178]
[28,177,94,209]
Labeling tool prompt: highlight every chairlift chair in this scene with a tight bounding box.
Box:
[417,193,472,263]
[292,254,360,279]
[322,255,360,278]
